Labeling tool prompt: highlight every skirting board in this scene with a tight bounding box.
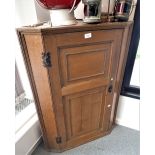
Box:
[115,118,139,131]
[15,114,42,155]
[27,136,42,155]
[115,96,140,131]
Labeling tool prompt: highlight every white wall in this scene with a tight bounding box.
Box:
[15,0,37,100]
[15,0,38,26]
[15,1,42,155]
[74,1,84,19]
[34,0,50,23]
[116,96,140,131]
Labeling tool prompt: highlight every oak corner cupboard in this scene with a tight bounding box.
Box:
[17,21,133,152]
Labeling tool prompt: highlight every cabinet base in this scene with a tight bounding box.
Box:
[44,127,114,152]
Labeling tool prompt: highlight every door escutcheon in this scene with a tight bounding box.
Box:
[108,85,113,93]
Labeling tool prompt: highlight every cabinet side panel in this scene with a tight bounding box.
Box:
[112,24,133,126]
[18,32,59,150]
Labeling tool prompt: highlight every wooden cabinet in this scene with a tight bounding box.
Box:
[17,22,133,152]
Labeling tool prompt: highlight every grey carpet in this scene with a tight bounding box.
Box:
[32,125,140,155]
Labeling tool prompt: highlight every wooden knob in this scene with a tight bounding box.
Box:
[107,104,111,108]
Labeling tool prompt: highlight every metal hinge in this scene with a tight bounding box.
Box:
[42,52,51,67]
[56,136,62,144]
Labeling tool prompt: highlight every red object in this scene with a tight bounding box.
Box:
[36,0,81,9]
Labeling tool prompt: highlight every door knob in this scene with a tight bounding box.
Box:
[107,104,111,108]
[111,77,114,81]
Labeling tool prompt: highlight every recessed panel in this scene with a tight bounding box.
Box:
[67,50,106,81]
[59,42,112,85]
[63,87,106,140]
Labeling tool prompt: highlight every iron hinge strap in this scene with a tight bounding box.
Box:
[42,52,52,67]
[56,136,62,144]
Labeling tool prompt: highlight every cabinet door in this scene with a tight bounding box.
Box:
[44,29,123,148]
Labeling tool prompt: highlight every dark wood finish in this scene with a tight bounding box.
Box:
[17,21,133,152]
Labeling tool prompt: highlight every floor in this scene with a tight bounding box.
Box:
[32,125,140,155]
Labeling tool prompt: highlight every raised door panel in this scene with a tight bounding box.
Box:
[59,43,112,87]
[63,87,106,141]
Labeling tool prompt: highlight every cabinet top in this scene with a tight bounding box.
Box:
[17,20,133,34]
